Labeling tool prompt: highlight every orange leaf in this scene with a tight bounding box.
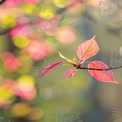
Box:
[76,36,99,60]
[88,61,118,83]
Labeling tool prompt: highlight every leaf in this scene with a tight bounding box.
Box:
[40,61,62,77]
[88,61,118,83]
[59,51,75,64]
[65,69,77,79]
[76,36,99,60]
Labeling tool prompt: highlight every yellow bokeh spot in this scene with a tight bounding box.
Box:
[23,4,36,14]
[0,87,13,100]
[11,103,31,117]
[26,107,44,120]
[2,15,15,28]
[17,75,35,85]
[53,0,69,8]
[13,37,29,48]
[39,6,54,19]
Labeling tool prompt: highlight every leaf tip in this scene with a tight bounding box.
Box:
[92,35,96,39]
[114,81,119,84]
[58,51,64,58]
[58,51,61,55]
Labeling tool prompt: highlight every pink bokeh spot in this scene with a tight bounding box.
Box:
[68,0,83,13]
[9,25,33,38]
[16,81,36,100]
[36,17,58,33]
[3,0,38,7]
[57,26,77,44]
[24,40,54,60]
[4,0,21,7]
[4,79,18,95]
[24,0,39,4]
[0,79,17,108]
[2,52,21,72]
[17,86,36,100]
[16,17,30,26]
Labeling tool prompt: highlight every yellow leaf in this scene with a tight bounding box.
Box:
[59,52,74,63]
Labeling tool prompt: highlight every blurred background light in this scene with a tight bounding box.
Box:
[56,26,77,44]
[10,103,31,117]
[17,75,36,100]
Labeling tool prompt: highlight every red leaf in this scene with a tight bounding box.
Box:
[65,69,77,79]
[76,36,99,60]
[40,61,62,77]
[88,61,118,83]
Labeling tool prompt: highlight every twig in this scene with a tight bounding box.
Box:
[77,66,122,71]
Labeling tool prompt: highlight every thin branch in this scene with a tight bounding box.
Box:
[77,66,122,71]
[0,0,6,5]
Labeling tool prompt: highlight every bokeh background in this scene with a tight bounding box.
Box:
[0,0,122,122]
